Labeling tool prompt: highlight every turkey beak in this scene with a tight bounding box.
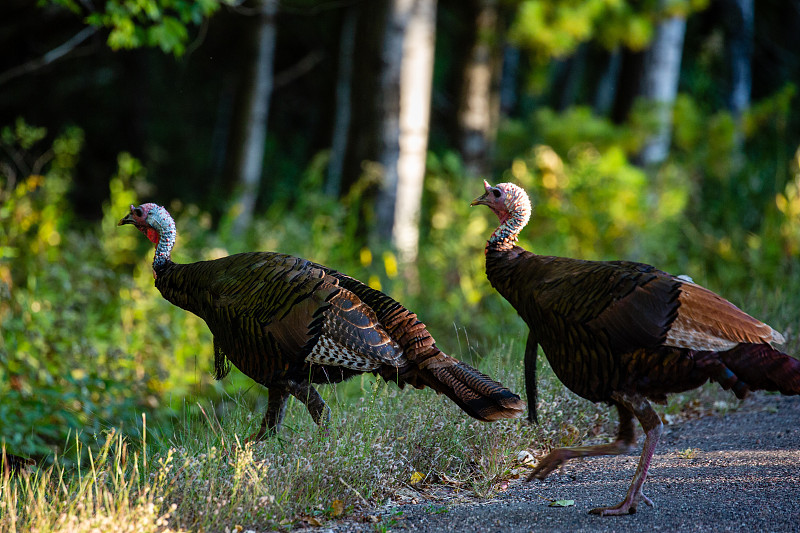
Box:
[470,179,493,207]
[118,213,135,226]
[470,193,489,207]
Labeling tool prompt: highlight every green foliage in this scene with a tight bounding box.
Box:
[508,0,710,60]
[667,86,799,286]
[494,87,800,292]
[0,122,221,462]
[44,0,234,56]
[494,107,689,265]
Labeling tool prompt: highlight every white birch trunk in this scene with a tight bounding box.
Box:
[639,10,686,166]
[376,0,438,266]
[232,0,277,236]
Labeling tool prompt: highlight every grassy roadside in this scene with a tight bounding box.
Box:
[2,281,797,532]
[0,347,749,532]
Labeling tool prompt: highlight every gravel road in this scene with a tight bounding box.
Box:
[329,392,800,532]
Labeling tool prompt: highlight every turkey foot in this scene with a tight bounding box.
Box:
[588,393,662,516]
[526,401,637,481]
[525,393,663,516]
[288,381,331,428]
[247,385,291,442]
[589,490,654,516]
[247,382,332,442]
[526,439,636,481]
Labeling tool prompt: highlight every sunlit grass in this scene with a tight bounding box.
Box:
[4,332,782,532]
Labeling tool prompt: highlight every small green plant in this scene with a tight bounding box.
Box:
[678,448,698,460]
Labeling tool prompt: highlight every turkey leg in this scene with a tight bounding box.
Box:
[288,381,331,427]
[526,400,637,481]
[589,391,662,516]
[249,385,291,441]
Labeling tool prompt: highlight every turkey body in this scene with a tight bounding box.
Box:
[120,203,524,439]
[485,252,790,405]
[473,181,800,516]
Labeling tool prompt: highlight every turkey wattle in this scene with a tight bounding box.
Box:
[472,180,800,516]
[119,203,525,439]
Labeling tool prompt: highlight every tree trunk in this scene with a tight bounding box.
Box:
[340,2,388,196]
[610,47,644,124]
[499,44,520,116]
[375,0,438,267]
[725,0,753,117]
[226,0,278,236]
[458,0,499,177]
[326,5,358,196]
[551,43,588,112]
[593,46,622,117]
[724,0,753,169]
[638,9,687,166]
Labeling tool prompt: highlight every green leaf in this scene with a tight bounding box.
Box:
[549,499,575,507]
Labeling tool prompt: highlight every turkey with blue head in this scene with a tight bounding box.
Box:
[119,203,525,440]
[472,180,800,515]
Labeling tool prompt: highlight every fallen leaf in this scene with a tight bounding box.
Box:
[549,499,575,507]
[298,515,323,527]
[330,499,344,517]
[410,471,425,485]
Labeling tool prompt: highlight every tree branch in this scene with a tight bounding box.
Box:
[0,26,98,87]
[273,50,326,89]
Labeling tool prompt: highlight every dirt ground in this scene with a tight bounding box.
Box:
[324,392,800,532]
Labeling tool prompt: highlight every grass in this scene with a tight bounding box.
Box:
[2,283,798,533]
[0,341,586,532]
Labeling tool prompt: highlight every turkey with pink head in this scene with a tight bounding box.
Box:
[472,180,800,515]
[119,203,524,439]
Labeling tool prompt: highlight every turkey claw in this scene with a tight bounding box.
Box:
[588,492,652,516]
[589,504,636,516]
[525,450,569,482]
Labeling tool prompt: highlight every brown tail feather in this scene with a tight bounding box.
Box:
[410,356,525,421]
[720,344,800,396]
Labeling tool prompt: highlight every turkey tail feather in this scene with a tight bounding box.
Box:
[720,344,800,396]
[329,269,524,420]
[417,356,525,421]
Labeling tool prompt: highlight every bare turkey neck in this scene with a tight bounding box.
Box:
[151,217,176,273]
[488,212,526,250]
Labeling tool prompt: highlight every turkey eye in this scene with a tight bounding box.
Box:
[492,189,501,198]
[134,207,143,217]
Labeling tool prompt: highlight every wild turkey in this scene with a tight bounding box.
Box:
[472,180,800,516]
[119,203,524,439]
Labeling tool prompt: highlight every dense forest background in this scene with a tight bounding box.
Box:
[1,0,799,462]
